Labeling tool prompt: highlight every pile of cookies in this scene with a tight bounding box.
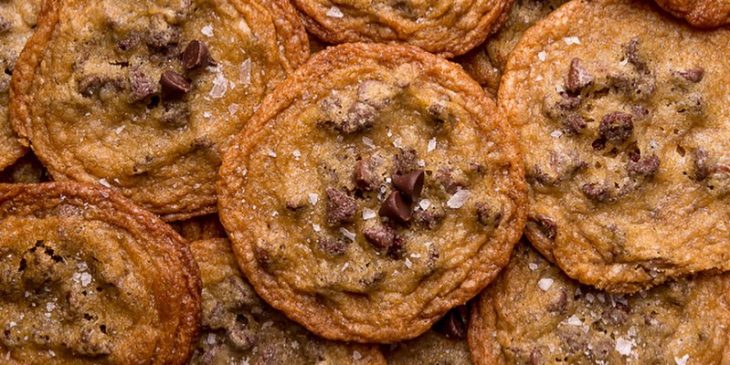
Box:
[0,0,728,363]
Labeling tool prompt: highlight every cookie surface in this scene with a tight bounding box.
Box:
[292,0,514,57]
[468,243,730,365]
[172,214,226,242]
[0,152,49,184]
[654,0,730,28]
[219,43,526,342]
[11,0,308,221]
[0,0,40,170]
[0,182,200,364]
[500,0,730,292]
[189,238,385,365]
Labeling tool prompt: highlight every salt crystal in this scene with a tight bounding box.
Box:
[566,315,582,326]
[353,351,362,360]
[447,189,470,209]
[326,6,344,18]
[266,149,277,158]
[114,125,126,134]
[528,263,538,271]
[308,193,319,205]
[615,337,633,356]
[427,138,437,152]
[240,58,252,86]
[46,303,55,312]
[404,258,413,269]
[362,208,376,220]
[417,160,426,167]
[201,24,214,37]
[538,51,547,61]
[292,149,301,160]
[550,130,563,138]
[209,72,229,99]
[675,354,689,365]
[228,104,240,115]
[418,199,431,210]
[537,278,554,291]
[203,111,212,118]
[340,228,356,241]
[98,178,111,188]
[80,272,92,287]
[362,137,375,148]
[392,137,403,148]
[564,36,581,45]
[8,321,16,328]
[312,224,321,232]
[206,333,217,345]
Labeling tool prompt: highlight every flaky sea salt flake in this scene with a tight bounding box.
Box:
[537,278,553,291]
[326,6,344,18]
[447,189,470,209]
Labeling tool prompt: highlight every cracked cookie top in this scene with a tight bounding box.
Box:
[10,0,309,220]
[0,0,40,170]
[189,238,385,365]
[0,182,200,364]
[291,0,514,57]
[500,0,730,292]
[469,243,730,365]
[219,43,526,342]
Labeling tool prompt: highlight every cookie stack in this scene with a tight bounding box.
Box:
[0,0,728,363]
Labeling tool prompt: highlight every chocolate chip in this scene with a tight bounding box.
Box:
[393,148,418,175]
[353,159,376,191]
[627,154,659,177]
[339,102,377,134]
[392,170,424,201]
[160,70,191,100]
[435,306,469,340]
[693,148,709,181]
[413,208,445,229]
[526,215,557,241]
[436,166,467,194]
[599,112,633,142]
[592,137,606,151]
[182,40,211,70]
[674,68,704,83]
[623,38,648,72]
[476,203,502,228]
[129,71,157,102]
[566,58,593,94]
[317,237,349,256]
[325,188,356,226]
[379,191,412,224]
[254,246,271,269]
[363,225,403,258]
[563,114,587,135]
[581,183,610,202]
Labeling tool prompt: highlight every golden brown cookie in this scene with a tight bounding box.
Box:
[189,238,385,365]
[10,0,309,221]
[0,0,40,171]
[291,0,515,57]
[457,0,568,94]
[654,0,730,28]
[0,151,49,184]
[500,0,730,292]
[172,214,226,242]
[0,182,200,364]
[468,243,730,365]
[384,306,473,365]
[219,43,527,342]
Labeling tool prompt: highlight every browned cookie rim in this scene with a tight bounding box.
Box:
[654,0,730,28]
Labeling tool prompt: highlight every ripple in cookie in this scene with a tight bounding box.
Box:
[219,43,527,342]
[0,182,200,364]
[0,0,41,170]
[500,0,730,292]
[468,243,730,364]
[654,0,730,28]
[291,0,515,57]
[189,238,385,364]
[172,214,226,242]
[10,0,309,221]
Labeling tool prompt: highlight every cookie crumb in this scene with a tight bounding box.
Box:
[353,350,362,360]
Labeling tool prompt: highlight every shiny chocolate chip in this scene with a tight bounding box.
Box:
[160,70,191,100]
[182,40,211,70]
[379,191,412,224]
[392,169,424,201]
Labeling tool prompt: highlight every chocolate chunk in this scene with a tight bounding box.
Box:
[182,40,211,70]
[325,188,356,226]
[129,71,157,102]
[353,159,377,191]
[413,208,445,229]
[627,154,660,177]
[543,93,581,120]
[563,114,587,135]
[476,203,502,228]
[379,191,412,224]
[160,70,191,100]
[599,112,633,142]
[435,306,469,340]
[673,68,704,83]
[581,183,610,202]
[436,166,467,194]
[526,215,557,241]
[592,137,606,151]
[0,16,11,33]
[693,148,709,181]
[602,301,630,325]
[623,38,648,72]
[340,102,377,134]
[547,289,568,314]
[393,148,418,175]
[566,58,593,93]
[363,225,403,258]
[392,170,424,201]
[254,246,271,269]
[317,237,349,256]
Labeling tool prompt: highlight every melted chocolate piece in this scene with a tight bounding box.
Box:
[160,70,191,100]
[392,170,424,201]
[182,40,211,70]
[379,191,412,224]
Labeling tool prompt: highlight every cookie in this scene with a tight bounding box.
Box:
[189,238,385,364]
[172,214,226,242]
[219,43,527,342]
[499,0,730,292]
[0,182,200,364]
[654,0,730,28]
[468,243,730,365]
[457,0,568,94]
[0,152,49,184]
[291,0,515,57]
[10,0,309,221]
[0,0,40,171]
[384,306,473,365]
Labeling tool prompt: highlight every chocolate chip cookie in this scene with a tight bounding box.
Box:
[458,0,568,94]
[291,0,515,57]
[0,182,200,364]
[500,0,730,292]
[219,43,527,342]
[654,0,730,28]
[190,238,385,365]
[172,214,226,242]
[468,243,730,365]
[385,306,473,365]
[0,0,40,171]
[10,0,309,221]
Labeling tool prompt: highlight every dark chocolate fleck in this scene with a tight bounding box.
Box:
[581,183,611,202]
[160,70,191,100]
[413,208,445,230]
[363,225,403,259]
[317,237,349,256]
[0,16,11,33]
[693,148,709,181]
[129,71,157,102]
[393,148,418,175]
[673,68,704,83]
[476,203,502,228]
[623,38,648,72]
[325,188,356,226]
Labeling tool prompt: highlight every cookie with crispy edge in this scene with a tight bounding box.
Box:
[292,0,514,57]
[10,0,309,221]
[654,0,730,28]
[500,0,730,292]
[189,238,386,364]
[219,42,526,342]
[0,182,200,364]
[468,243,730,364]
